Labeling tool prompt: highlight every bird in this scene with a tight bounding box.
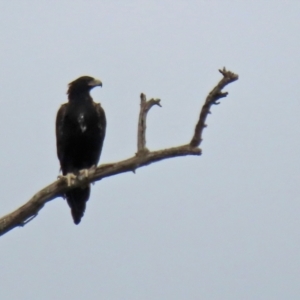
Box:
[56,76,106,224]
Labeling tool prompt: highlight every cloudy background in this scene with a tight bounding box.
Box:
[1,1,300,299]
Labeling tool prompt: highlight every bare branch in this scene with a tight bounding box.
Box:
[0,145,200,236]
[0,68,238,237]
[137,93,161,154]
[190,67,239,147]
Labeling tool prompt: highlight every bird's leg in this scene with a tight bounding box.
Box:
[65,173,77,187]
[90,165,97,173]
[78,169,90,182]
[83,169,89,178]
[88,165,98,185]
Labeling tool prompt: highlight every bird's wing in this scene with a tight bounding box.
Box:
[55,103,68,163]
[94,102,106,139]
[93,102,106,159]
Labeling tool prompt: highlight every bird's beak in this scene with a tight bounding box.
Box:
[88,78,102,87]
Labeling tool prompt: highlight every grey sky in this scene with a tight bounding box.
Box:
[1,1,300,299]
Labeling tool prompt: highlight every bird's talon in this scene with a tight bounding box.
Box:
[82,169,89,178]
[65,173,76,187]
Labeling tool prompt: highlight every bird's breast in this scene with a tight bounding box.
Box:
[66,103,99,135]
[77,113,87,133]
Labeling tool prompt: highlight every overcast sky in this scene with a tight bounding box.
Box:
[1,1,300,299]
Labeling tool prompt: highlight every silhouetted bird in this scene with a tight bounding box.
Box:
[56,76,106,224]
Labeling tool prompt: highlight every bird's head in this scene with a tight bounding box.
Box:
[67,76,102,96]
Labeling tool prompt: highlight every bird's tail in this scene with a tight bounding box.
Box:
[65,185,90,225]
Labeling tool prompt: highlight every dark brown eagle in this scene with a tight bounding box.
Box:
[56,76,106,224]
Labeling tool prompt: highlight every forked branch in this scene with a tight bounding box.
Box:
[0,68,238,236]
[137,93,161,154]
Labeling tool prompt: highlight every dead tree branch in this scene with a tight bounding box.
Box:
[190,68,238,147]
[0,68,238,237]
[137,93,161,154]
